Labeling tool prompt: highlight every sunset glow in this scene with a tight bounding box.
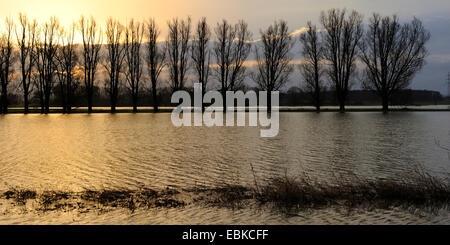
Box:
[3,0,449,37]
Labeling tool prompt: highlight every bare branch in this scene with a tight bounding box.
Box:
[320,9,363,112]
[359,14,430,112]
[299,21,326,111]
[104,17,125,112]
[78,15,102,112]
[166,17,191,92]
[145,18,166,112]
[124,19,144,112]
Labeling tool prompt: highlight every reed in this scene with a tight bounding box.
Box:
[1,166,449,213]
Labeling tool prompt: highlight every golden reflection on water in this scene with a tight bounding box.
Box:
[0,112,450,224]
[0,112,449,192]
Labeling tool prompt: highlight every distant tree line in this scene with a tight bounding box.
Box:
[0,9,430,114]
[282,88,443,106]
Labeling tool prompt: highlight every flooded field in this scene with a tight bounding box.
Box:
[0,112,449,224]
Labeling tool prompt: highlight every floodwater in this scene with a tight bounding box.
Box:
[0,112,449,224]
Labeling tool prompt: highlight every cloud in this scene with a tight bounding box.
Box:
[288,27,309,37]
[428,54,450,63]
[245,26,309,44]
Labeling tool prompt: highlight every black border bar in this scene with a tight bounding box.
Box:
[0,225,448,244]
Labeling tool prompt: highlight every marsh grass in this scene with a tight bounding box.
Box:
[1,188,185,213]
[1,166,450,214]
[206,166,450,213]
[186,185,253,209]
[3,189,37,205]
[78,188,186,210]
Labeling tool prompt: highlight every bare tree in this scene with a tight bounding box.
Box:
[56,24,78,113]
[104,18,126,113]
[359,14,430,112]
[124,19,144,112]
[253,20,293,112]
[191,17,211,111]
[35,17,61,114]
[145,18,165,112]
[213,19,252,111]
[79,16,102,113]
[166,17,191,92]
[15,14,37,114]
[0,18,15,114]
[320,9,363,112]
[213,19,234,111]
[299,21,325,112]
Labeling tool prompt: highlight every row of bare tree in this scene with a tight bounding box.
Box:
[300,9,430,112]
[0,9,430,114]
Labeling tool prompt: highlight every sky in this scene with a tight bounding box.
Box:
[1,0,450,94]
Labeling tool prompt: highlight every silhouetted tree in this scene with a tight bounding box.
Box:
[213,20,252,111]
[213,19,234,111]
[359,14,430,113]
[253,20,293,112]
[321,9,363,112]
[56,24,78,113]
[0,18,14,114]
[299,21,325,112]
[35,17,60,113]
[191,17,211,111]
[15,14,37,114]
[79,16,102,113]
[145,18,165,112]
[124,19,144,112]
[166,17,191,92]
[104,18,126,113]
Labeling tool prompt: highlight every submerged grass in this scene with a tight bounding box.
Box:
[255,169,450,212]
[3,189,37,205]
[1,166,450,214]
[1,188,185,213]
[204,166,450,213]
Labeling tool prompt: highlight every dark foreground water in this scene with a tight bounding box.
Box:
[0,112,449,224]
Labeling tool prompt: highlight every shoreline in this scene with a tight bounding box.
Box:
[1,107,450,114]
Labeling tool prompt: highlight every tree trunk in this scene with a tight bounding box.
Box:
[382,96,389,113]
[132,95,138,113]
[1,83,8,114]
[339,101,345,113]
[267,91,272,114]
[202,88,205,113]
[152,84,159,113]
[87,91,93,113]
[67,91,71,113]
[337,91,345,113]
[61,87,66,114]
[24,94,29,114]
[315,104,320,113]
[45,95,50,114]
[40,94,45,114]
[314,70,320,113]
[111,95,116,113]
[315,90,320,113]
[222,89,227,113]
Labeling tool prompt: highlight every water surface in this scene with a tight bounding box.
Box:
[0,112,449,224]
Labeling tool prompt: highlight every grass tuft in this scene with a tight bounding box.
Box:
[1,166,449,214]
